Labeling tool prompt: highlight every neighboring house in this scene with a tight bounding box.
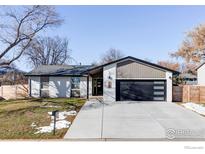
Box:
[0,66,26,85]
[197,63,205,85]
[178,73,197,85]
[26,56,178,102]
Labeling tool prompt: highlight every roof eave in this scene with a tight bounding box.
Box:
[25,74,88,77]
[196,62,205,70]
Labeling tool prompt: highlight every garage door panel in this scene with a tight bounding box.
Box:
[119,81,153,101]
[116,80,166,101]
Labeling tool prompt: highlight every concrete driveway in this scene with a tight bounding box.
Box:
[64,100,205,140]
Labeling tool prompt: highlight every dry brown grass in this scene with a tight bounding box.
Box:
[0,98,85,139]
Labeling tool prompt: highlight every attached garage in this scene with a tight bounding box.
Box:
[116,80,166,101]
[89,56,178,102]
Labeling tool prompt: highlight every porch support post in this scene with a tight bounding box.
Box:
[87,75,89,100]
[29,78,31,97]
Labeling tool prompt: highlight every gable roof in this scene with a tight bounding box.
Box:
[26,56,179,76]
[26,65,93,76]
[88,56,180,74]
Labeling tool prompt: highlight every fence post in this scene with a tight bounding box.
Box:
[188,85,190,102]
[199,86,201,103]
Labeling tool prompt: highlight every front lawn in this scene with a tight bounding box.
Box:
[0,98,85,139]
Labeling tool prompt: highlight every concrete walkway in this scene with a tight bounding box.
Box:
[64,99,104,139]
[64,100,205,140]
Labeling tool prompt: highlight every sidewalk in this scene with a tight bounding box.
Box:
[64,99,103,139]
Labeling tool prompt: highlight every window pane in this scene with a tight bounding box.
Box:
[71,77,80,89]
[72,84,80,89]
[41,76,49,89]
[42,83,49,89]
[71,89,80,97]
[71,77,80,83]
[41,76,49,82]
[154,81,165,84]
[71,77,80,97]
[154,91,164,95]
[153,97,165,101]
[153,86,164,90]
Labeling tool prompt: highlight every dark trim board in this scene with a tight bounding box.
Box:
[116,79,167,101]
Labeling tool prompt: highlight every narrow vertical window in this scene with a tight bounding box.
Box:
[40,76,49,97]
[71,77,80,97]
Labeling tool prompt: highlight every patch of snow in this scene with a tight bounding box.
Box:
[58,111,77,120]
[182,102,205,115]
[35,120,71,134]
[34,110,76,134]
[35,126,53,134]
[31,122,37,128]
[55,120,71,129]
[48,112,52,116]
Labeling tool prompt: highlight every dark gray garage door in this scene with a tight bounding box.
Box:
[116,80,166,101]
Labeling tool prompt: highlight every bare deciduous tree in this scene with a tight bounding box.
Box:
[157,61,180,71]
[158,60,197,74]
[0,5,62,66]
[171,24,205,64]
[180,62,197,74]
[25,36,71,67]
[100,48,125,64]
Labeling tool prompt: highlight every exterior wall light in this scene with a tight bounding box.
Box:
[108,72,112,80]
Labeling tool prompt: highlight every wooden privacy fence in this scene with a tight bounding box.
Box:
[173,85,205,103]
[172,86,183,102]
[0,84,28,100]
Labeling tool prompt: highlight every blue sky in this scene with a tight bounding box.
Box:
[16,5,205,71]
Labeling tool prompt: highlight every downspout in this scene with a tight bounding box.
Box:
[87,75,89,100]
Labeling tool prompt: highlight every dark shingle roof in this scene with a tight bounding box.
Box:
[26,65,93,76]
[26,56,180,77]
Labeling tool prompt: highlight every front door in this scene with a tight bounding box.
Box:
[92,78,103,96]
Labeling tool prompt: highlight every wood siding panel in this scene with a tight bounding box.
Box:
[117,60,166,79]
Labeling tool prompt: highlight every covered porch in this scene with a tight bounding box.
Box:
[86,67,103,99]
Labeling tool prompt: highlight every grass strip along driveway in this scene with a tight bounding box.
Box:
[0,98,85,139]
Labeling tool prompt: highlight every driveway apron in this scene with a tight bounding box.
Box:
[64,100,205,140]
